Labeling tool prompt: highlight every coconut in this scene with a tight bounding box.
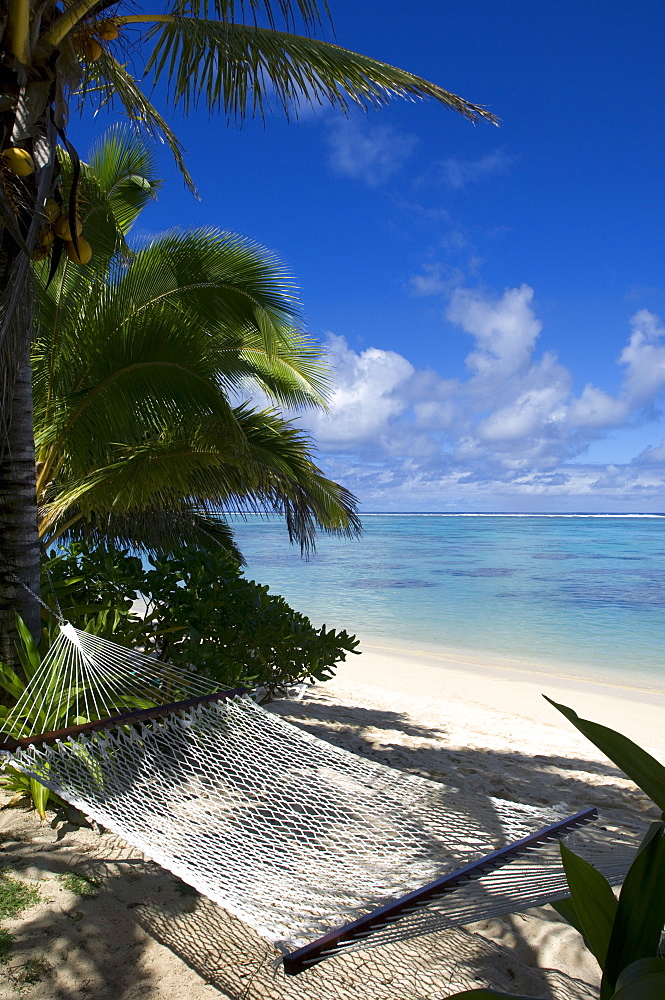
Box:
[43,198,60,223]
[77,37,103,61]
[38,227,55,248]
[98,20,119,40]
[65,237,92,265]
[55,215,83,241]
[2,147,35,176]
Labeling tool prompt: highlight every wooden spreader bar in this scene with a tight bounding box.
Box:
[282,806,597,975]
[0,687,248,753]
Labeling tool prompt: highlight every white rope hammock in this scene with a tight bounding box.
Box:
[0,624,631,974]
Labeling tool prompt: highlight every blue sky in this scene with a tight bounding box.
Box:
[73,0,665,512]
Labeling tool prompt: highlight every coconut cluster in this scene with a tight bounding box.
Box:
[73,19,120,63]
[41,199,92,264]
[0,151,93,264]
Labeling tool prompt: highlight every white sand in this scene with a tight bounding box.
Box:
[0,644,661,999]
[338,640,665,756]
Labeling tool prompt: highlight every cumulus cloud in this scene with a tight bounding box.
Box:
[303,334,415,445]
[620,309,665,406]
[325,117,418,187]
[295,291,665,509]
[632,438,665,465]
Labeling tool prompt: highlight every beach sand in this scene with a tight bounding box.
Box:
[0,644,661,999]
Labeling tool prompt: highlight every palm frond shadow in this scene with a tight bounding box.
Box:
[0,833,175,998]
[2,818,597,1000]
[136,889,598,1000]
[271,698,659,837]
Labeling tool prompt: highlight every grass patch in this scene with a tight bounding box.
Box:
[59,873,102,898]
[0,872,40,920]
[12,957,52,990]
[0,929,13,965]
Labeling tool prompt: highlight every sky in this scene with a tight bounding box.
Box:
[71,0,665,512]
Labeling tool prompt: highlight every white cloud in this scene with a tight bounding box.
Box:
[408,263,465,297]
[325,117,418,187]
[619,308,665,406]
[295,291,665,510]
[633,438,665,465]
[438,148,513,191]
[304,334,415,444]
[447,284,542,379]
[567,384,628,429]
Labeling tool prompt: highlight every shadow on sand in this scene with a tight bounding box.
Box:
[2,692,654,999]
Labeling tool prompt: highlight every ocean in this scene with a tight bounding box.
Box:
[230,514,665,690]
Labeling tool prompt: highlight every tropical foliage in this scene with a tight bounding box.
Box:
[41,540,360,697]
[0,616,59,818]
[0,0,497,654]
[446,702,665,1000]
[33,127,360,556]
[0,539,359,814]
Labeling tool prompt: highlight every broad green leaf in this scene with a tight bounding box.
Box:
[14,614,42,679]
[544,697,665,813]
[613,958,665,1000]
[602,822,665,997]
[0,662,28,701]
[30,779,50,820]
[616,958,665,991]
[559,842,617,971]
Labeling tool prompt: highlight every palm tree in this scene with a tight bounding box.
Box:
[0,0,497,650]
[34,127,360,565]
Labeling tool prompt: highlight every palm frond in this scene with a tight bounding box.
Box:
[33,127,360,558]
[80,51,197,194]
[117,228,301,330]
[41,405,359,554]
[232,338,331,407]
[164,0,329,35]
[56,505,245,562]
[143,18,499,123]
[87,124,162,234]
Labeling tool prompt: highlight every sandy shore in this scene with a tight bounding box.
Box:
[340,640,665,755]
[0,645,661,999]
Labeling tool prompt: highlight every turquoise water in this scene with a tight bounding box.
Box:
[230,514,665,689]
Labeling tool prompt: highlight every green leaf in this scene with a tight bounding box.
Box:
[144,18,499,126]
[613,958,665,1000]
[0,662,27,701]
[14,615,42,679]
[602,822,665,997]
[544,697,665,813]
[559,842,618,971]
[29,779,50,820]
[80,53,197,195]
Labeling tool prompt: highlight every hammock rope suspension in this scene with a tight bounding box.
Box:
[0,624,629,974]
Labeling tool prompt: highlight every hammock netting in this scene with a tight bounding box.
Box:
[0,624,631,971]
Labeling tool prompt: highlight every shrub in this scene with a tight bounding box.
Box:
[37,540,359,698]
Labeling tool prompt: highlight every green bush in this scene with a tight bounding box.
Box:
[41,541,359,699]
[1,542,358,813]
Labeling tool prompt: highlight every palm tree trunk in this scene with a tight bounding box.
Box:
[0,106,58,668]
[0,242,40,669]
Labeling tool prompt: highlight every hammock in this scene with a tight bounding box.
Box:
[0,624,630,975]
